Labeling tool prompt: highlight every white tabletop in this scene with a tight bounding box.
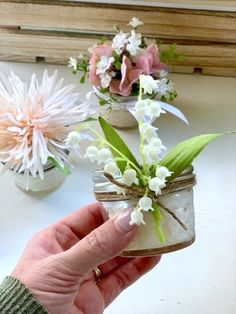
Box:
[0,61,236,314]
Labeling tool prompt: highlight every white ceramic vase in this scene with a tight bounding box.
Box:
[93,87,138,129]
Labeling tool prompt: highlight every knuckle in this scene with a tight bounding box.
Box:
[85,228,115,258]
[115,269,131,291]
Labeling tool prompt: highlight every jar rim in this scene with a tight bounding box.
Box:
[93,165,194,183]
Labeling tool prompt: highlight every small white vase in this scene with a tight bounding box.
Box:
[93,167,196,256]
[12,163,66,193]
[93,87,138,129]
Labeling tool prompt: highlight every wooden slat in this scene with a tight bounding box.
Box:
[4,1,236,11]
[202,67,236,76]
[0,1,236,77]
[1,28,236,67]
[0,54,36,63]
[0,2,236,43]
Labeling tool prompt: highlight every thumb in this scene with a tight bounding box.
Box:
[60,209,137,276]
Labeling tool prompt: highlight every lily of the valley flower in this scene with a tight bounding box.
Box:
[66,131,82,148]
[97,148,113,164]
[135,99,165,120]
[143,140,166,164]
[148,177,166,195]
[85,146,113,165]
[139,123,158,143]
[85,146,99,162]
[156,166,172,179]
[104,160,120,177]
[130,209,145,225]
[138,195,154,212]
[123,168,139,186]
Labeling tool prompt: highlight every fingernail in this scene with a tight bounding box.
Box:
[114,209,136,233]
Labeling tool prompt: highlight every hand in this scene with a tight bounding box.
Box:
[12,203,161,314]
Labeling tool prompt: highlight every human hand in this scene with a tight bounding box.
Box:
[12,203,161,314]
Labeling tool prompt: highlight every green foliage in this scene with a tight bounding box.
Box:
[99,117,140,172]
[48,157,71,175]
[160,43,186,63]
[152,203,166,243]
[160,133,224,181]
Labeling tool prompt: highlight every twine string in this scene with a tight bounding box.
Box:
[95,172,196,231]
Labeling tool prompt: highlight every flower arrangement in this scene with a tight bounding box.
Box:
[0,70,93,186]
[68,17,181,108]
[67,74,234,244]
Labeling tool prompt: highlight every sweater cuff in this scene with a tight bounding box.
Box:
[0,276,48,314]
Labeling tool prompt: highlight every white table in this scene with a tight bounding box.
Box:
[0,62,236,314]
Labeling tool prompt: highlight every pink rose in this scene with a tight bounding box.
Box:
[134,43,167,75]
[109,56,143,97]
[88,45,114,86]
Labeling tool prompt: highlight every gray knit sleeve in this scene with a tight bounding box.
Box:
[0,276,48,314]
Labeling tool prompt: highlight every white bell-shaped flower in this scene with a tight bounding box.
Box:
[130,209,145,225]
[123,168,139,186]
[97,148,113,164]
[148,101,162,119]
[150,137,166,151]
[139,123,158,143]
[138,196,154,212]
[85,146,99,162]
[135,99,149,118]
[156,166,172,180]
[143,144,162,164]
[104,161,120,177]
[66,131,81,147]
[148,177,166,195]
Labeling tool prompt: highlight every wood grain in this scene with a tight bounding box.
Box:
[0,1,236,76]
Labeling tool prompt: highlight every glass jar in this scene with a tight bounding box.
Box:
[93,167,196,256]
[12,162,66,193]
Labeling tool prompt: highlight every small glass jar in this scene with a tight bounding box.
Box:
[12,162,66,193]
[93,167,196,256]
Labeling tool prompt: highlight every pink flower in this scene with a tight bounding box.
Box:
[109,56,142,96]
[88,45,114,86]
[134,43,167,76]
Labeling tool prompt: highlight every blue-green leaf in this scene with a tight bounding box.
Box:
[160,133,224,180]
[99,116,140,172]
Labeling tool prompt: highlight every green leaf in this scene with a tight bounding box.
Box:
[99,99,109,106]
[152,203,166,243]
[99,117,140,172]
[160,133,224,180]
[48,157,71,175]
[80,75,86,84]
